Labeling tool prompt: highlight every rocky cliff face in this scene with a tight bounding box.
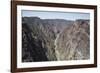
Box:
[55,19,90,60]
[22,17,90,62]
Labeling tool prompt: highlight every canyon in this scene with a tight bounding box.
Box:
[22,17,90,62]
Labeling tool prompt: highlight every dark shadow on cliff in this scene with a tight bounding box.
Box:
[22,23,49,62]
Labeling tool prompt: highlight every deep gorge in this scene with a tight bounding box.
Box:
[22,17,90,62]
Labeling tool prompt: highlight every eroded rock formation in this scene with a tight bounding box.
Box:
[22,17,90,62]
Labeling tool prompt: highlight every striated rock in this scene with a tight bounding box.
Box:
[22,17,90,62]
[55,20,90,60]
[22,23,49,62]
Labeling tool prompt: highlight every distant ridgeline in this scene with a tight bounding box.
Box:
[22,17,90,62]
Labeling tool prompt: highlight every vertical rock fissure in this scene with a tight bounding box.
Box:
[54,31,62,60]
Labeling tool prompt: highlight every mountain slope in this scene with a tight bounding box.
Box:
[22,17,73,62]
[55,19,90,60]
[22,17,90,62]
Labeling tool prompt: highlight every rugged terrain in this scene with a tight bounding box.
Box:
[55,19,90,60]
[22,17,90,62]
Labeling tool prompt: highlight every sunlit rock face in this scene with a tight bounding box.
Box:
[22,17,90,62]
[55,19,90,60]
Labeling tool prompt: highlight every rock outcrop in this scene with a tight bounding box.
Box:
[55,19,90,60]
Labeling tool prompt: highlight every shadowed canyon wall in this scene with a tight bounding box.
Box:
[22,17,90,62]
